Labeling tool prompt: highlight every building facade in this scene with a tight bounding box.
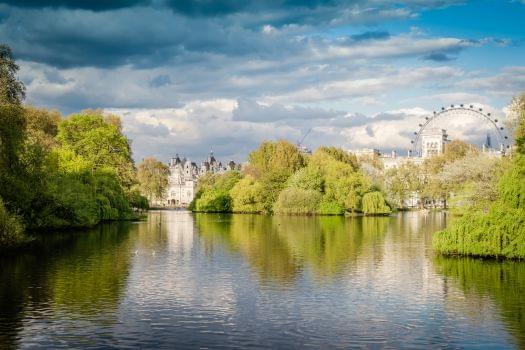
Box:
[421,128,447,158]
[165,152,237,207]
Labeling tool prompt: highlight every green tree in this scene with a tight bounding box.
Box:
[362,191,391,215]
[230,175,265,213]
[0,44,25,105]
[192,171,241,212]
[273,188,322,215]
[384,162,422,209]
[57,112,136,188]
[248,140,305,176]
[0,198,24,248]
[137,157,170,204]
[434,94,525,258]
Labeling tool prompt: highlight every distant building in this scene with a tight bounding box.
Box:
[421,128,447,158]
[165,151,237,207]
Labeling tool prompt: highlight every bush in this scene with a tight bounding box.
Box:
[317,199,344,215]
[0,198,25,248]
[230,175,265,213]
[273,188,321,215]
[195,190,232,212]
[362,191,391,215]
[433,155,525,259]
[192,171,242,213]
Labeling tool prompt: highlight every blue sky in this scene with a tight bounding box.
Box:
[1,0,524,161]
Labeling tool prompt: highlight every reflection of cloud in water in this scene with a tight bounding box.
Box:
[117,211,238,341]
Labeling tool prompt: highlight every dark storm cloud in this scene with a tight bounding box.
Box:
[0,0,464,70]
[0,0,148,11]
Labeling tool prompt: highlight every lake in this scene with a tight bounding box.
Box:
[1,211,524,349]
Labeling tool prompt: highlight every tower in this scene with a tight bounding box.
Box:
[485,133,492,149]
[421,128,447,158]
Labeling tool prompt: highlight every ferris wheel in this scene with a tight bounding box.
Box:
[410,104,510,156]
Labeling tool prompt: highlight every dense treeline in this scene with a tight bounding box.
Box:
[433,93,525,259]
[190,141,391,216]
[0,45,146,248]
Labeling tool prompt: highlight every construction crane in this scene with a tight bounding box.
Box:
[297,128,311,147]
[296,128,312,154]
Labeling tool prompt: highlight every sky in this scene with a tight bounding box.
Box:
[1,0,524,162]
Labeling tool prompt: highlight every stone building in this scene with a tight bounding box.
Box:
[421,128,447,158]
[165,151,237,207]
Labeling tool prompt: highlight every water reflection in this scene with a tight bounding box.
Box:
[435,257,525,349]
[0,211,523,349]
[0,223,134,348]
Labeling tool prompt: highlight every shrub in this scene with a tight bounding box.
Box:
[195,190,232,212]
[191,171,241,213]
[433,155,525,259]
[362,191,391,215]
[273,188,322,215]
[0,198,25,248]
[230,175,265,213]
[317,199,344,215]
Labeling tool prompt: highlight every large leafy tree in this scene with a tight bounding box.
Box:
[57,112,136,188]
[137,157,170,204]
[0,44,26,171]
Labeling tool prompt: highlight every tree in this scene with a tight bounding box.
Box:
[384,162,422,209]
[23,106,61,150]
[509,93,525,154]
[0,44,25,105]
[318,146,358,169]
[137,157,170,204]
[57,112,136,188]
[248,140,305,176]
[362,191,391,215]
[434,93,525,258]
[230,175,265,213]
[192,171,241,212]
[273,188,321,215]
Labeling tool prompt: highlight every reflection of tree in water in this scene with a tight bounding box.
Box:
[196,214,301,283]
[434,257,525,349]
[0,223,134,348]
[273,216,389,280]
[195,214,390,283]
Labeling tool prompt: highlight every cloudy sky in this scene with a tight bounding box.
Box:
[2,0,525,162]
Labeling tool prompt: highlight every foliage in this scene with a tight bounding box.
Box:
[0,45,144,248]
[285,166,324,192]
[434,95,525,259]
[273,188,322,215]
[198,143,387,216]
[384,162,422,209]
[137,157,170,204]
[192,171,241,212]
[318,146,358,169]
[248,140,305,176]
[57,112,136,188]
[317,199,344,215]
[362,191,391,215]
[230,175,265,213]
[0,44,25,105]
[0,198,25,248]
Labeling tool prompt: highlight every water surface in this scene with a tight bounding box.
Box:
[1,211,524,349]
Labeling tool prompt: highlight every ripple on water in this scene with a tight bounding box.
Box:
[1,211,523,349]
